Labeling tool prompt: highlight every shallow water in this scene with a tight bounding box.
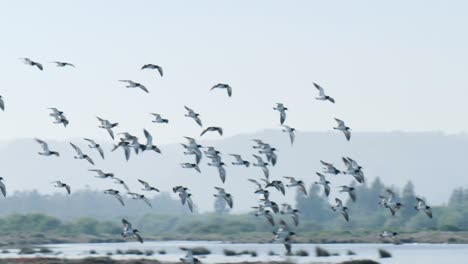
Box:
[2,241,468,263]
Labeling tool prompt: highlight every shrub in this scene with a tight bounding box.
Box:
[378,249,392,258]
[316,246,331,257]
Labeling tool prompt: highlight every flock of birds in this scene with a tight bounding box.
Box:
[3,58,435,261]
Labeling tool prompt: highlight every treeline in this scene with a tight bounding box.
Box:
[0,189,192,220]
[296,177,468,231]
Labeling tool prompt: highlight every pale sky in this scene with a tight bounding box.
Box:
[1,0,468,144]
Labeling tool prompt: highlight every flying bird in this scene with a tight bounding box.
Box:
[314,173,331,197]
[50,61,75,67]
[70,143,94,165]
[96,117,118,139]
[104,189,125,206]
[380,231,402,245]
[34,138,59,157]
[173,186,194,212]
[229,154,250,167]
[181,163,201,173]
[0,178,6,197]
[0,95,4,111]
[281,125,295,145]
[272,220,295,254]
[140,129,161,154]
[113,177,131,192]
[184,106,202,127]
[339,185,357,202]
[200,126,223,136]
[121,219,143,243]
[273,103,288,125]
[89,169,114,179]
[253,154,270,178]
[119,80,149,93]
[211,83,232,97]
[280,203,300,226]
[331,198,349,221]
[49,108,69,127]
[314,83,335,103]
[284,176,307,195]
[150,113,169,124]
[19,58,43,70]
[84,138,105,159]
[415,197,433,218]
[138,179,160,192]
[253,205,275,226]
[52,181,71,195]
[214,187,233,208]
[334,118,351,141]
[141,64,163,77]
[128,192,152,208]
[321,160,341,175]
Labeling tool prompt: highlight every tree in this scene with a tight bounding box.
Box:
[400,181,417,220]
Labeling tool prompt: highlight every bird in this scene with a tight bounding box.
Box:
[264,180,286,195]
[0,95,4,111]
[342,157,365,183]
[200,126,223,136]
[320,160,341,175]
[280,203,300,226]
[128,192,152,208]
[138,179,160,192]
[113,177,131,192]
[261,198,279,213]
[253,205,275,226]
[96,117,118,139]
[112,139,131,161]
[314,173,331,197]
[248,179,263,190]
[83,138,105,159]
[339,185,357,202]
[49,108,69,127]
[140,129,161,154]
[70,143,94,165]
[254,188,270,200]
[0,178,6,197]
[258,144,278,166]
[181,163,201,173]
[379,189,395,207]
[314,83,335,103]
[387,202,404,216]
[119,80,149,93]
[207,159,227,183]
[380,231,402,245]
[331,198,349,221]
[19,58,43,70]
[181,144,202,165]
[211,83,232,97]
[150,113,169,124]
[184,106,202,127]
[334,118,351,141]
[229,154,250,167]
[281,125,296,145]
[180,248,201,264]
[272,220,295,254]
[284,176,307,195]
[173,186,194,212]
[203,146,221,160]
[51,181,71,195]
[121,219,143,243]
[34,138,60,157]
[50,61,75,67]
[88,169,114,179]
[415,197,433,218]
[104,189,125,206]
[141,64,163,77]
[253,154,270,178]
[273,103,288,125]
[214,187,233,208]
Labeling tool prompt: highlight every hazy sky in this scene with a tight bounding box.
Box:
[1,0,468,145]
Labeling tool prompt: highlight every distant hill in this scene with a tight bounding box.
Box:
[1,130,467,213]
